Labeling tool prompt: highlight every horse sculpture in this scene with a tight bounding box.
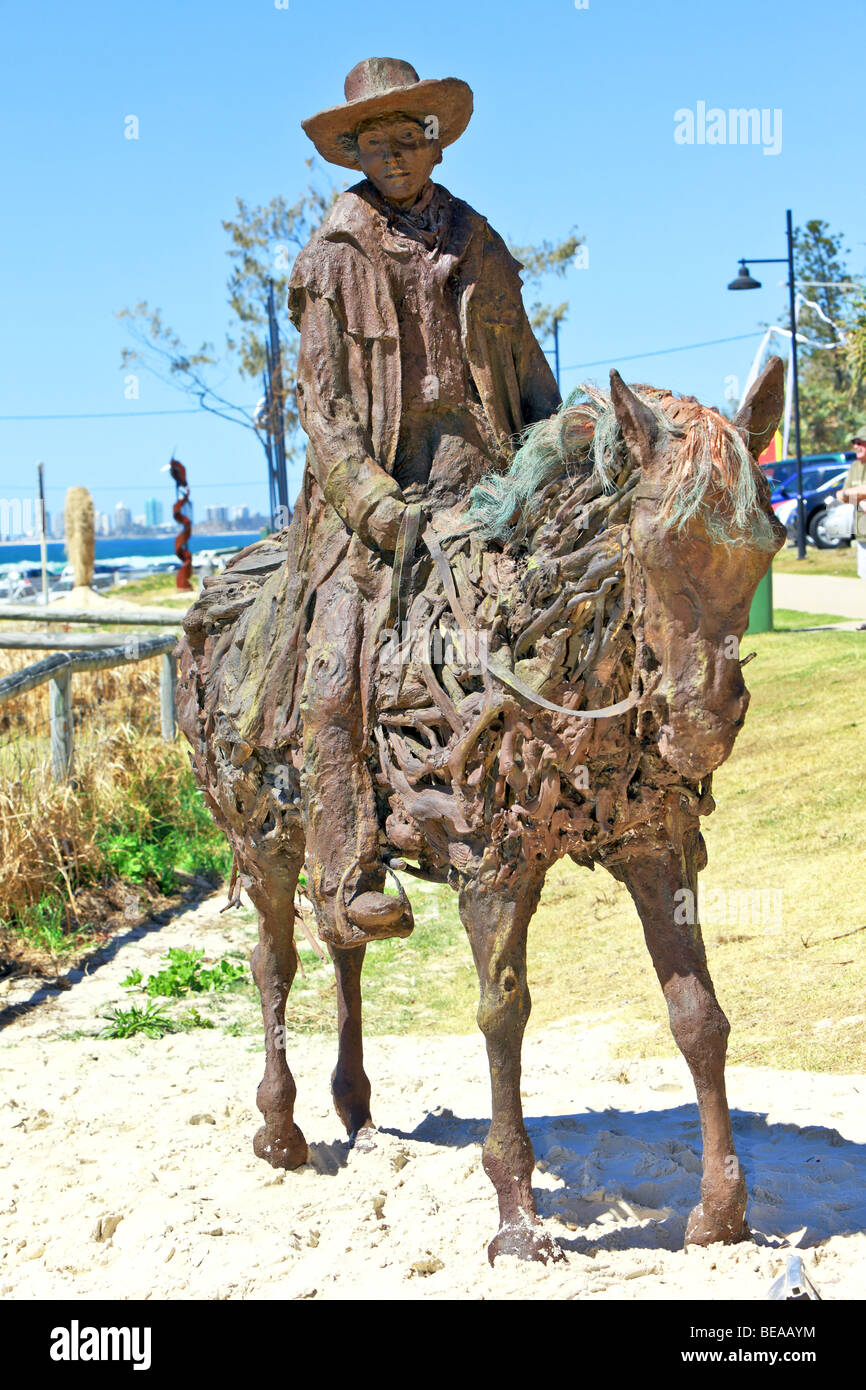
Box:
[176,358,785,1265]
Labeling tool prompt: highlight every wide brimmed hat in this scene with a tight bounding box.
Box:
[301,58,473,170]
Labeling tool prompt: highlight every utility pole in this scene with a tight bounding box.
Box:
[785,210,806,561]
[265,279,290,530]
[36,461,50,621]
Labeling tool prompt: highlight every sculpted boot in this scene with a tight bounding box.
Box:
[300,730,415,949]
[337,859,415,948]
[308,856,415,949]
[299,608,415,948]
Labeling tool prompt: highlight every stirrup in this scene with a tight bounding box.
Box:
[321,860,414,949]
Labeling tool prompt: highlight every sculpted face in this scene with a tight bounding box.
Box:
[354,115,441,209]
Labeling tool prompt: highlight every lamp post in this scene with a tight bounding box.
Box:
[728,209,806,560]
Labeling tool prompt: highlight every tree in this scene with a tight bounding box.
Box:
[845,292,866,399]
[118,163,339,497]
[119,167,584,514]
[507,230,584,343]
[786,220,866,453]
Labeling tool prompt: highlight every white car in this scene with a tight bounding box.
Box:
[818,498,856,544]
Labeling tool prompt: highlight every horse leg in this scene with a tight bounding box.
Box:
[245,830,309,1170]
[611,838,748,1246]
[329,941,374,1140]
[459,868,564,1265]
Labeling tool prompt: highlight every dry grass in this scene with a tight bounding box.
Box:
[0,649,161,747]
[0,653,229,969]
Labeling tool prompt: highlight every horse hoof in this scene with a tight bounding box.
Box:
[685,1202,750,1248]
[350,1124,379,1155]
[347,1123,378,1156]
[487,1220,565,1267]
[253,1124,309,1170]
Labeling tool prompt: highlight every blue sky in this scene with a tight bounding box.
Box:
[1,0,863,522]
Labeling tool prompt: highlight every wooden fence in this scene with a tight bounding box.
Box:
[0,607,185,779]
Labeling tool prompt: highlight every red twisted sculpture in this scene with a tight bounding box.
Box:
[168,456,193,592]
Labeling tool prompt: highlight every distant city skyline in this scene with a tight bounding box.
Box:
[0,493,265,542]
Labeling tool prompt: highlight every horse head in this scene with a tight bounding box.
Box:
[609,358,786,780]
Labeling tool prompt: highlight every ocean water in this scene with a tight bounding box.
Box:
[0,532,262,569]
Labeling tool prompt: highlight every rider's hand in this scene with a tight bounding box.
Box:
[365,494,407,553]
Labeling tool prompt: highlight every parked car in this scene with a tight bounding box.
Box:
[9,574,36,601]
[54,562,116,593]
[770,458,854,549]
[760,459,799,488]
[761,449,853,488]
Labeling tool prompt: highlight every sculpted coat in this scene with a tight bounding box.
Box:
[220,178,560,749]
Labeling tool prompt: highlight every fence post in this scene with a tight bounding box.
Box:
[49,669,73,778]
[160,652,177,740]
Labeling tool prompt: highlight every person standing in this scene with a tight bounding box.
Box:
[838,433,866,584]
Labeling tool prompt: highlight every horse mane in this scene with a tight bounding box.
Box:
[469,383,777,551]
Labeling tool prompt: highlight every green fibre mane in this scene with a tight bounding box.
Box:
[468,383,776,550]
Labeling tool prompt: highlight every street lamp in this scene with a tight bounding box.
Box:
[727,209,806,559]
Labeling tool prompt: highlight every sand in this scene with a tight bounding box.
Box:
[1,891,864,1301]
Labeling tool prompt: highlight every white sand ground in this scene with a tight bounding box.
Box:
[1,891,864,1301]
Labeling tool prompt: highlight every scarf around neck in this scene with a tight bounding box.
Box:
[362,179,449,256]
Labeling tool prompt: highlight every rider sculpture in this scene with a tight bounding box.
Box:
[288,57,561,948]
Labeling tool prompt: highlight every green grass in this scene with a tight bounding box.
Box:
[99,1000,217,1039]
[94,771,233,894]
[100,1000,175,1039]
[221,891,477,1040]
[123,946,247,998]
[773,545,857,578]
[108,572,197,607]
[527,628,866,1072]
[772,608,849,629]
[5,897,92,962]
[1,762,233,969]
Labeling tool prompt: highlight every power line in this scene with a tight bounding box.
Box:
[1,330,765,421]
[0,480,281,496]
[0,407,219,421]
[562,331,763,373]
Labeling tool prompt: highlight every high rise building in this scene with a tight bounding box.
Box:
[114,502,133,533]
[144,498,164,527]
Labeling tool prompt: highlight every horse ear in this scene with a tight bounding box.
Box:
[733,355,785,458]
[610,370,657,468]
